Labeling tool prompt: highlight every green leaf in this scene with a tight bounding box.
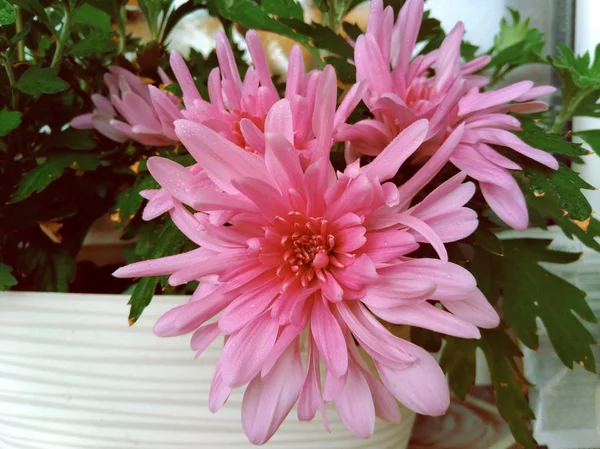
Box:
[19,246,76,292]
[516,119,589,158]
[500,239,597,371]
[0,108,22,137]
[112,175,159,228]
[341,21,362,41]
[68,30,118,57]
[10,154,100,203]
[553,43,600,90]
[574,129,600,157]
[0,0,15,25]
[10,0,53,34]
[479,329,537,449]
[280,18,354,59]
[9,22,31,47]
[50,129,96,150]
[15,66,70,96]
[526,163,594,221]
[524,182,600,252]
[72,3,113,31]
[489,8,544,68]
[10,157,72,203]
[0,263,18,290]
[439,337,477,400]
[262,0,303,19]
[128,220,186,324]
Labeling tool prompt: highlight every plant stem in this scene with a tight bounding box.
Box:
[1,55,17,108]
[116,4,127,53]
[50,6,72,68]
[15,6,24,61]
[550,87,594,134]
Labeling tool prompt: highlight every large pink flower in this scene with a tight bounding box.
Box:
[71,66,178,146]
[114,85,499,442]
[339,0,559,230]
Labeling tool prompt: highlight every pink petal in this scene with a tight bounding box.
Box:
[149,85,182,141]
[312,65,337,154]
[361,119,428,182]
[242,342,304,445]
[190,322,221,357]
[92,114,128,142]
[298,337,330,429]
[112,248,209,278]
[480,179,529,230]
[458,81,534,116]
[333,81,368,130]
[376,343,450,416]
[514,85,556,102]
[362,277,436,308]
[174,120,268,194]
[333,359,376,438]
[71,113,94,129]
[207,67,226,111]
[360,230,418,263]
[219,314,280,388]
[461,55,491,74]
[215,31,243,89]
[265,99,294,143]
[209,368,232,412]
[231,176,288,220]
[450,144,518,189]
[91,94,116,116]
[154,290,231,337]
[337,301,416,368]
[435,22,464,92]
[264,133,304,196]
[477,142,522,170]
[442,289,500,328]
[397,123,465,205]
[285,45,305,99]
[389,258,477,301]
[392,0,424,71]
[393,213,448,261]
[246,30,277,94]
[369,301,481,338]
[311,297,348,378]
[239,118,266,153]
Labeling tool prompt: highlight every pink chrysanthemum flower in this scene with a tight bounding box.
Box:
[141,33,364,223]
[339,0,559,230]
[71,66,178,146]
[114,80,499,443]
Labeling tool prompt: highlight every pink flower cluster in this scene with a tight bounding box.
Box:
[91,0,560,444]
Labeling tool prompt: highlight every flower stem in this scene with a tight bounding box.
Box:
[15,6,24,61]
[116,4,127,53]
[50,6,72,68]
[2,55,17,108]
[550,87,594,134]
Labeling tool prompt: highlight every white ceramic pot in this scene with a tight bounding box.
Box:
[0,292,415,449]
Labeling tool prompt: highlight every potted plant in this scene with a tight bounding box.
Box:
[1,0,598,448]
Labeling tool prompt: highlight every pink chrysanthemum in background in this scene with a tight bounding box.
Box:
[140,32,364,223]
[339,0,559,230]
[114,70,499,445]
[71,66,178,146]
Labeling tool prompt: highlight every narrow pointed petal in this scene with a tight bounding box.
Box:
[311,297,348,378]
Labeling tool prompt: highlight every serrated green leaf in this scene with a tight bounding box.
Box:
[524,182,600,252]
[262,0,303,19]
[489,8,544,68]
[0,108,22,137]
[439,337,477,400]
[517,119,589,158]
[527,163,594,221]
[0,263,18,290]
[342,21,362,41]
[15,66,70,96]
[72,3,112,31]
[574,129,600,157]
[127,220,186,323]
[500,239,597,371]
[475,228,504,255]
[68,30,117,57]
[324,55,355,84]
[0,0,15,25]
[10,157,72,203]
[552,43,600,90]
[112,175,159,228]
[479,329,537,449]
[280,18,354,59]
